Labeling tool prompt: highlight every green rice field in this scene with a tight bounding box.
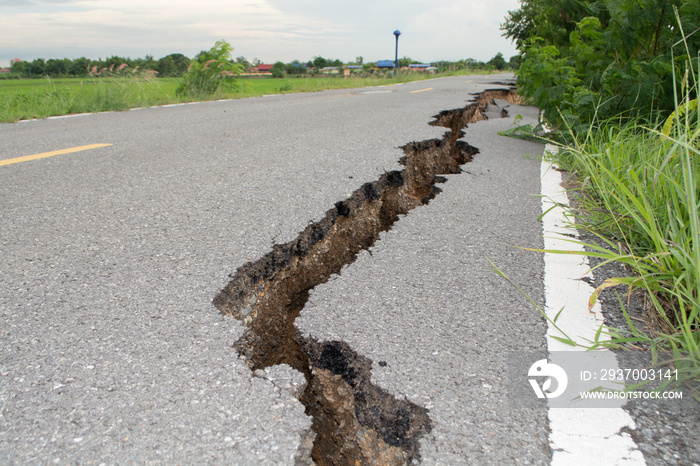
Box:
[0,73,445,123]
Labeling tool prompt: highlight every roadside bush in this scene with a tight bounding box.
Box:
[550,112,699,389]
[501,1,700,390]
[534,48,700,391]
[271,62,285,78]
[177,40,243,97]
[503,1,700,133]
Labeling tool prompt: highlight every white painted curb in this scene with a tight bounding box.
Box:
[540,144,646,465]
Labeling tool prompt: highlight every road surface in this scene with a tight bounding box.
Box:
[2,74,694,464]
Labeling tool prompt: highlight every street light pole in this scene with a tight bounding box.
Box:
[393,30,401,76]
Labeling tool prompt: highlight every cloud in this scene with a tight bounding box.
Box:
[409,0,517,59]
[266,0,430,25]
[0,0,83,5]
[0,0,519,66]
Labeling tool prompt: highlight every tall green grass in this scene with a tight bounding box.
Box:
[0,76,180,122]
[549,69,699,392]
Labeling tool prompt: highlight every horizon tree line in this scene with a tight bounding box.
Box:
[5,51,515,79]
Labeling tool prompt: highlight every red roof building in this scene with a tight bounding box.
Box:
[247,64,273,74]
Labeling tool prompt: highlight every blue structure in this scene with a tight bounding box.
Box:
[393,30,401,75]
[376,60,395,68]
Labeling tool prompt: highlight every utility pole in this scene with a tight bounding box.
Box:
[393,30,401,76]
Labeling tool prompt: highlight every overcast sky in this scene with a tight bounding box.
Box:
[0,0,520,67]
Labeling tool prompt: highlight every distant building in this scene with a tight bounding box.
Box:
[344,65,362,76]
[376,60,395,69]
[0,68,11,74]
[247,64,273,74]
[408,64,436,73]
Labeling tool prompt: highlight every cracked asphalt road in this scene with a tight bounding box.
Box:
[2,74,551,463]
[298,103,550,463]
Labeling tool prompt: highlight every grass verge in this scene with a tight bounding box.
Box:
[0,71,482,123]
[543,87,699,394]
[0,76,180,122]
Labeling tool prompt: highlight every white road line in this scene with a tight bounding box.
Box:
[47,112,96,119]
[540,144,646,465]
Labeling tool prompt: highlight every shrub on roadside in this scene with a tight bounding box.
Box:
[503,1,700,133]
[549,70,699,390]
[177,40,243,97]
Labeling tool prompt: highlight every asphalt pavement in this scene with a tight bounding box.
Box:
[297,102,550,463]
[0,74,630,463]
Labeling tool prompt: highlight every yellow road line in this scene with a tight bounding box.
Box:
[0,143,113,167]
[410,87,434,94]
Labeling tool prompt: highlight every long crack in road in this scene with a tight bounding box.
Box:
[214,87,519,464]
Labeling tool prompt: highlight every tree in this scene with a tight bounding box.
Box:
[156,53,190,77]
[132,55,156,71]
[235,56,251,69]
[312,56,330,69]
[29,58,47,77]
[104,56,127,70]
[271,61,285,78]
[285,60,306,75]
[502,0,700,131]
[46,58,69,76]
[9,59,27,76]
[487,52,508,70]
[501,0,604,53]
[508,55,522,71]
[68,57,90,76]
[398,57,418,68]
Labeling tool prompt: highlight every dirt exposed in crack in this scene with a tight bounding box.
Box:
[430,88,520,130]
[214,86,516,464]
